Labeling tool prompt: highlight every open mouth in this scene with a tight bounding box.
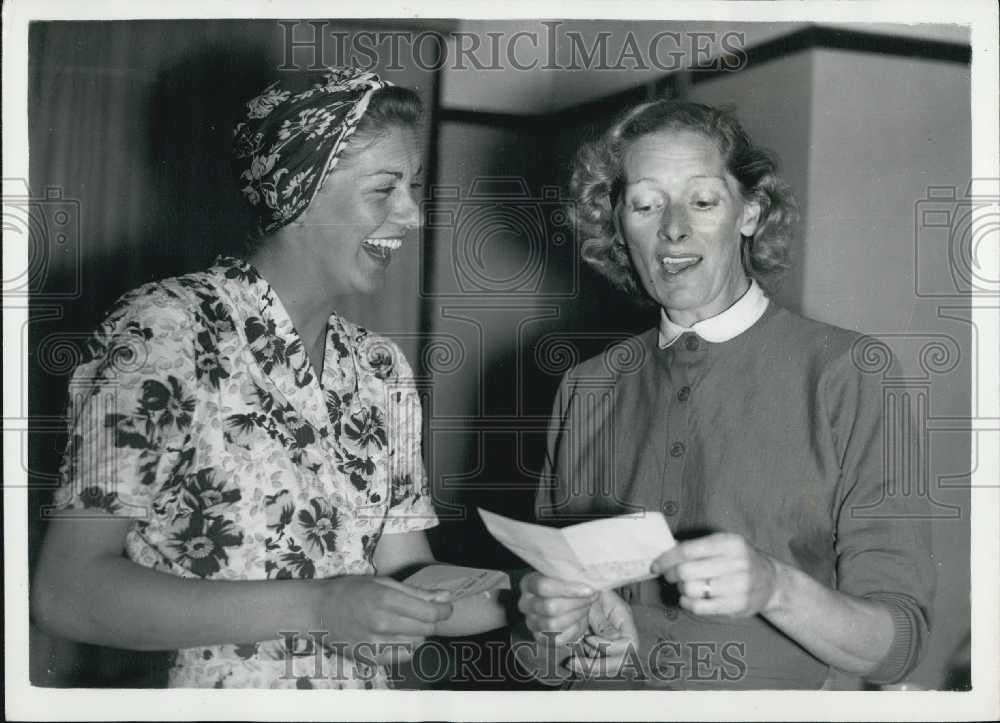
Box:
[660,254,701,275]
[361,238,402,265]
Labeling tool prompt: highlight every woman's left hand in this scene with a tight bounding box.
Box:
[518,572,598,645]
[651,533,784,618]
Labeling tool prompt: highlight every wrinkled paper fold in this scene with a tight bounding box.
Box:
[478,508,676,590]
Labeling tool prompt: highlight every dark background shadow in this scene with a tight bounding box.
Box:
[28,31,282,688]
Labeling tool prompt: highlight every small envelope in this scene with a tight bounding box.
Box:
[404,564,510,599]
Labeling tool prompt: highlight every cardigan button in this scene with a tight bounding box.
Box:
[670,442,686,458]
[677,386,690,402]
[684,335,700,351]
[661,500,678,516]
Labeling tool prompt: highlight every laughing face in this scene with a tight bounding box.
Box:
[296,124,422,296]
[618,129,760,327]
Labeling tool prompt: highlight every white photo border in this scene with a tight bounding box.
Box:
[4,1,998,720]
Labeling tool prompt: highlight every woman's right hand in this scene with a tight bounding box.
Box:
[33,511,452,657]
[315,576,454,664]
[567,589,639,678]
[517,571,598,645]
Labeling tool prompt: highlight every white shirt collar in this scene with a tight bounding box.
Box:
[658,279,769,349]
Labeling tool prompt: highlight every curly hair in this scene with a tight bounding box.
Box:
[570,100,797,300]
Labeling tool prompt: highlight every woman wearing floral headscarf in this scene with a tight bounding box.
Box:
[33,68,506,689]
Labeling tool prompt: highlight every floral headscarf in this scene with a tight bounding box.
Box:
[233,67,391,236]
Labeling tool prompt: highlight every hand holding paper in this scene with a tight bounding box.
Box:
[490,508,673,680]
[403,564,510,600]
[402,564,511,637]
[568,589,640,679]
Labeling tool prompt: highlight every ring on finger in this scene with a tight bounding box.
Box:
[702,578,713,600]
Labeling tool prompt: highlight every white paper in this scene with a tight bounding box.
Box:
[478,508,676,590]
[404,564,510,599]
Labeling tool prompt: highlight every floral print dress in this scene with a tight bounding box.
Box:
[54,256,437,688]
